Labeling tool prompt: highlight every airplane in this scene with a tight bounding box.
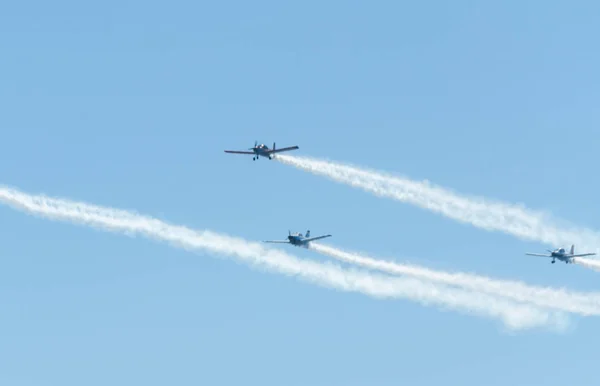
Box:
[525,244,596,264]
[263,230,332,248]
[224,141,299,161]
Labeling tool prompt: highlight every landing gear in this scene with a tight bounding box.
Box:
[269,156,272,160]
[552,260,555,264]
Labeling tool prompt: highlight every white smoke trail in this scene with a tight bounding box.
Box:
[0,186,562,331]
[575,257,600,272]
[311,243,600,315]
[275,154,600,252]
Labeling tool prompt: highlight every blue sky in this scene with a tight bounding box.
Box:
[1,0,600,384]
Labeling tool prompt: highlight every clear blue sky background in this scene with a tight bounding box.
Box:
[1,1,600,384]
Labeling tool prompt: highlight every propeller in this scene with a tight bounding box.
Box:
[248,140,258,150]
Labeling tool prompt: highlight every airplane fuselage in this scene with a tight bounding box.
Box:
[252,145,274,160]
[288,235,308,247]
[550,249,573,263]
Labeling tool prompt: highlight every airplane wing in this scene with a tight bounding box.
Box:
[263,240,290,244]
[304,235,332,242]
[570,253,597,257]
[265,146,299,154]
[224,150,255,154]
[525,253,552,257]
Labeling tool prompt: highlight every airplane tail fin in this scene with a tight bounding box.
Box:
[571,244,575,255]
[273,142,276,151]
[306,230,310,238]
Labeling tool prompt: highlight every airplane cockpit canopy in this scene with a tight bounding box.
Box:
[558,248,565,253]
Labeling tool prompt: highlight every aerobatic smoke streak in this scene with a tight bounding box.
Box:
[575,258,600,272]
[311,243,600,315]
[0,186,561,330]
[275,155,600,252]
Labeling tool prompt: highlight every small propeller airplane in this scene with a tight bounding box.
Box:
[263,230,332,248]
[525,244,596,264]
[224,141,299,161]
